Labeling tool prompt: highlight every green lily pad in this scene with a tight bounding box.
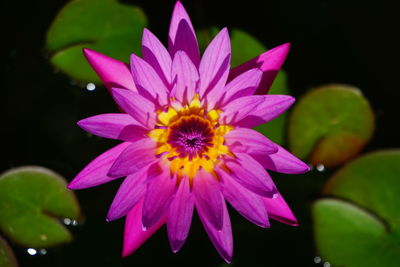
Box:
[46,0,147,83]
[288,84,374,167]
[0,166,80,248]
[198,27,290,145]
[0,237,18,267]
[313,150,400,267]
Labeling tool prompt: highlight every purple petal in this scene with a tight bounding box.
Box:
[219,169,269,228]
[224,128,278,155]
[171,50,199,103]
[167,178,194,253]
[107,166,151,221]
[220,68,263,106]
[83,48,136,92]
[219,95,265,125]
[122,199,165,257]
[224,153,276,197]
[198,198,233,263]
[77,113,147,142]
[168,1,200,66]
[235,95,295,128]
[264,193,298,226]
[142,164,176,230]
[199,28,231,103]
[68,142,130,189]
[228,43,290,94]
[252,144,310,174]
[130,54,169,106]
[142,28,172,87]
[108,139,157,178]
[111,88,156,128]
[193,169,224,231]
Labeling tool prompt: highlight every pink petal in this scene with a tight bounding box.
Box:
[219,169,269,228]
[108,139,157,178]
[264,193,298,226]
[198,198,233,263]
[168,1,200,66]
[219,95,265,125]
[83,48,136,92]
[68,142,130,189]
[220,68,263,106]
[167,177,194,253]
[122,199,165,257]
[171,50,199,103]
[199,28,231,103]
[142,28,172,87]
[142,164,176,230]
[111,88,156,128]
[252,144,310,174]
[77,113,147,142]
[228,43,290,94]
[224,153,276,197]
[130,54,169,106]
[107,166,150,221]
[224,128,278,155]
[235,95,295,128]
[193,169,224,231]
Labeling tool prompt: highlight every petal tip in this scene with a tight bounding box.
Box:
[106,211,118,222]
[82,47,94,56]
[173,0,185,11]
[121,248,131,258]
[170,240,184,253]
[222,254,233,264]
[66,181,77,190]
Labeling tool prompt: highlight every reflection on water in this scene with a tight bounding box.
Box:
[316,164,325,172]
[314,256,322,263]
[62,218,78,226]
[86,82,96,91]
[26,248,47,256]
[27,248,37,255]
[314,256,331,267]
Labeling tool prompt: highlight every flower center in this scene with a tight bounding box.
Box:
[167,115,214,160]
[148,95,233,179]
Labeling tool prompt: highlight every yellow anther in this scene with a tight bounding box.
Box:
[207,109,221,122]
[148,129,168,143]
[158,107,178,125]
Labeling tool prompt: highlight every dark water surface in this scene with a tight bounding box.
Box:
[2,0,399,266]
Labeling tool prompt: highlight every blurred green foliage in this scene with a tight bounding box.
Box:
[0,166,80,248]
[46,0,147,83]
[288,84,375,167]
[313,150,400,266]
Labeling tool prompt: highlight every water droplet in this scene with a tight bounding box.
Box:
[71,219,78,226]
[314,256,322,264]
[324,262,331,267]
[316,164,325,172]
[39,249,47,255]
[86,83,96,91]
[63,218,72,225]
[27,248,37,255]
[39,234,48,241]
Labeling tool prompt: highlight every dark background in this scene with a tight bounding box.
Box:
[2,0,399,266]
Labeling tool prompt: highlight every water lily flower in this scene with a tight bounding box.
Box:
[68,1,309,263]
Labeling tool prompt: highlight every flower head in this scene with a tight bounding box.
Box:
[68,1,309,262]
